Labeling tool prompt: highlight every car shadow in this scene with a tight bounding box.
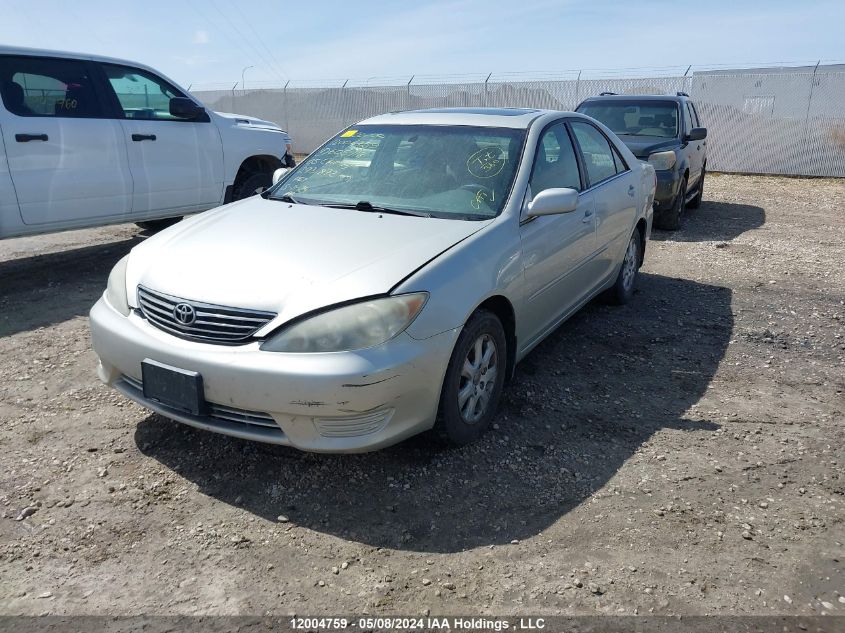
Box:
[0,237,142,337]
[135,273,731,554]
[651,199,765,243]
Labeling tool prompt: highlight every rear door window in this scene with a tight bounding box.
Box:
[570,121,619,187]
[0,55,104,118]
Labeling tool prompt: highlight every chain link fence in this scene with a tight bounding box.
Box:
[191,67,845,177]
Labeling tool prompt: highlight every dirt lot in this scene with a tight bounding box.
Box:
[0,174,843,617]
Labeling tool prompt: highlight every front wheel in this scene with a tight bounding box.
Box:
[656,175,687,230]
[434,310,507,446]
[233,170,273,201]
[135,217,182,232]
[605,228,641,305]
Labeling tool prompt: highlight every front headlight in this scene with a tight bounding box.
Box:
[260,293,428,353]
[105,255,130,316]
[647,150,677,171]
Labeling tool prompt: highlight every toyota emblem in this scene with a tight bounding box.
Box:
[173,303,196,325]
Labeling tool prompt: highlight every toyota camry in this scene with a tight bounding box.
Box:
[90,107,655,452]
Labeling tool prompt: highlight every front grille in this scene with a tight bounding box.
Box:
[137,285,276,345]
[121,375,279,430]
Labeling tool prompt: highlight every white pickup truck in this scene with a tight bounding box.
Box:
[0,46,292,239]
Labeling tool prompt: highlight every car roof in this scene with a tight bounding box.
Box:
[0,45,163,77]
[358,107,557,129]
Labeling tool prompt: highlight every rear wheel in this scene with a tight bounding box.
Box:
[434,310,507,446]
[687,166,705,209]
[605,227,642,305]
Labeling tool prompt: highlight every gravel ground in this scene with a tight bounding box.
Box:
[0,174,842,617]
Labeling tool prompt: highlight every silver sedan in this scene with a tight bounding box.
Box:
[90,107,655,452]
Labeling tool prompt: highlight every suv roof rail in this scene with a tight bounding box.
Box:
[676,91,690,97]
[598,91,617,96]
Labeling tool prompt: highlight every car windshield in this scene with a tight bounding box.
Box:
[578,101,679,139]
[269,124,526,219]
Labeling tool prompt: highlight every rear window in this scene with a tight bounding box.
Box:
[577,101,679,139]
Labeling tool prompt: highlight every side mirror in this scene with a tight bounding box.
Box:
[526,187,579,218]
[169,97,205,120]
[686,127,707,142]
[272,168,290,185]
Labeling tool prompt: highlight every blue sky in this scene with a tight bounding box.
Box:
[1,0,843,88]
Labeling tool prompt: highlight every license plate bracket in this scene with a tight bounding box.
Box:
[141,359,205,416]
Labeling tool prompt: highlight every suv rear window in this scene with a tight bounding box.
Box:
[577,101,679,139]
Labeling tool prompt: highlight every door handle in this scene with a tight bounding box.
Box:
[131,134,157,141]
[582,209,594,223]
[15,133,48,142]
[628,185,636,197]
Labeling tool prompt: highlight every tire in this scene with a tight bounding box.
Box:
[434,310,507,446]
[605,227,642,305]
[135,217,182,232]
[233,170,273,201]
[656,175,687,230]
[687,166,705,209]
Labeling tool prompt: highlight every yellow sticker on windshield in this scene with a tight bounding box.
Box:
[341,129,358,137]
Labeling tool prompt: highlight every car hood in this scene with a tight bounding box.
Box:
[617,136,679,159]
[213,111,283,133]
[126,197,491,330]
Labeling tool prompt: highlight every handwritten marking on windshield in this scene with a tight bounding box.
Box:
[467,146,505,179]
[471,188,494,210]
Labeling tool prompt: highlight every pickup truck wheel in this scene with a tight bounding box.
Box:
[605,227,641,305]
[687,167,705,209]
[233,170,272,201]
[135,217,181,232]
[434,310,506,446]
[657,175,687,231]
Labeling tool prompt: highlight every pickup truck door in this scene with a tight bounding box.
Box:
[98,62,224,215]
[0,54,132,226]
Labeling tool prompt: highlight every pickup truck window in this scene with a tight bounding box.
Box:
[101,63,188,122]
[0,55,104,118]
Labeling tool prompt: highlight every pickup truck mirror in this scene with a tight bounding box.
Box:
[526,187,579,218]
[169,97,205,120]
[272,168,290,185]
[686,127,707,142]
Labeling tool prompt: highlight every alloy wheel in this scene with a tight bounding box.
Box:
[457,333,499,424]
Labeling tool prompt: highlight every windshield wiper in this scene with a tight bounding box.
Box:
[274,194,302,204]
[324,200,432,218]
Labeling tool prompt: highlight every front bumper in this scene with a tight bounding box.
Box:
[90,296,460,453]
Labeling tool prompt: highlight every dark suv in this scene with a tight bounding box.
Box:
[576,93,707,230]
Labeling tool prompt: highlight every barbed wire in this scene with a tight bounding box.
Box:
[188,60,845,92]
